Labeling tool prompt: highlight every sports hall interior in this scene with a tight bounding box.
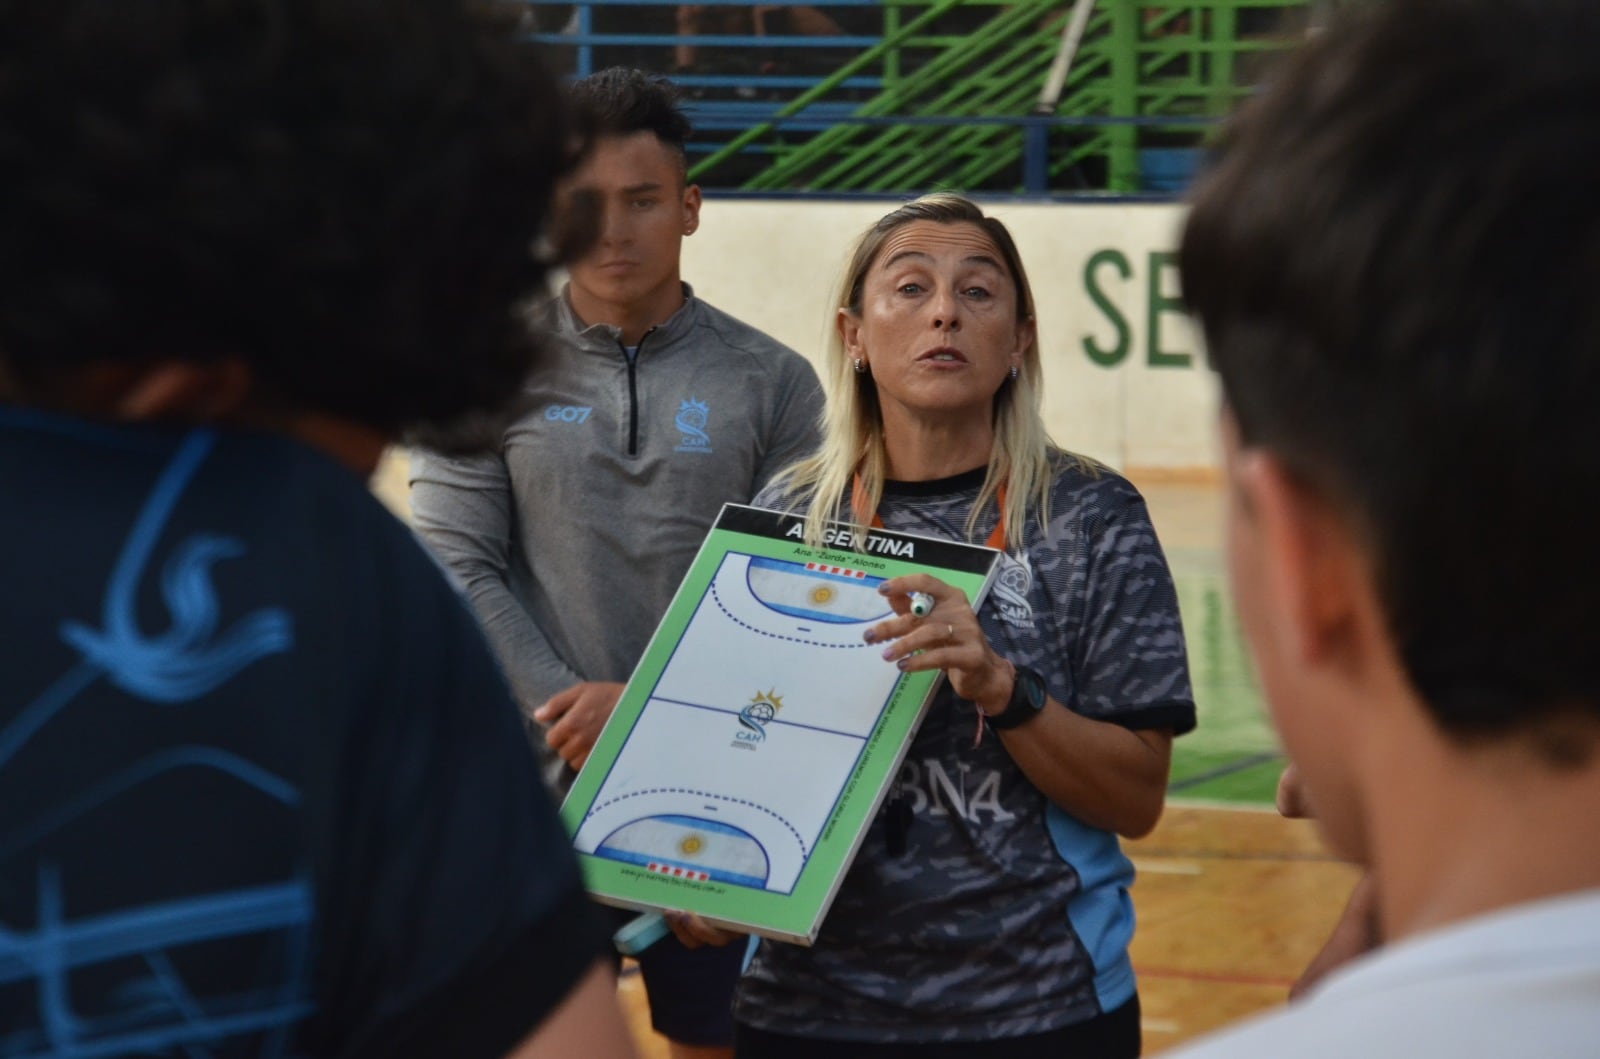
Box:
[375,2,1361,1051]
[374,464,1358,1055]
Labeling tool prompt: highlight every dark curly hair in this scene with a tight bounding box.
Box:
[0,0,582,437]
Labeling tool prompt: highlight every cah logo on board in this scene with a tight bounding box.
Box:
[732,689,783,750]
[992,553,1035,630]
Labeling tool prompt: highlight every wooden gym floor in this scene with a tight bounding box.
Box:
[616,806,1359,1056]
[371,456,1361,1055]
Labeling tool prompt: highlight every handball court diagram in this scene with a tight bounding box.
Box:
[573,553,904,897]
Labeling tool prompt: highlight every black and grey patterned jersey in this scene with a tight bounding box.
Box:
[735,456,1196,1043]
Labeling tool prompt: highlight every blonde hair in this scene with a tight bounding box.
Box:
[776,193,1067,552]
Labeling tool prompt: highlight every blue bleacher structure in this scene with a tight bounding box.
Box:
[530,1,1330,196]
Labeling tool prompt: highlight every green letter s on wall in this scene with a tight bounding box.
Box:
[1082,249,1130,367]
[1082,249,1198,370]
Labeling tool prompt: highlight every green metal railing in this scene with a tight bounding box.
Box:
[685,0,1315,194]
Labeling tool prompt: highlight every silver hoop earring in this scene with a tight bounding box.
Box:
[1009,365,1019,380]
[854,358,867,374]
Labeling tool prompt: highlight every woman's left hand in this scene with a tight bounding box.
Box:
[868,575,1173,838]
[866,575,1014,715]
[663,910,743,949]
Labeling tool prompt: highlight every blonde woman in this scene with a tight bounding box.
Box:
[727,195,1195,1056]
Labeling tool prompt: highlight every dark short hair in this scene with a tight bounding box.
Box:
[1180,0,1600,750]
[567,67,693,161]
[0,0,580,437]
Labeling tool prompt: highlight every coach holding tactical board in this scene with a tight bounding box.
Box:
[678,193,1197,1058]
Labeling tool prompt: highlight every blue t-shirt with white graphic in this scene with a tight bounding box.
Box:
[737,456,1196,1043]
[0,408,605,1057]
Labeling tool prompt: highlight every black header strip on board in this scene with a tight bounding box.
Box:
[715,503,999,578]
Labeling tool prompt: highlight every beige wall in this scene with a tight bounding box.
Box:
[681,198,1219,477]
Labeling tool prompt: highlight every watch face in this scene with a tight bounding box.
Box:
[991,666,1047,730]
[1017,667,1046,709]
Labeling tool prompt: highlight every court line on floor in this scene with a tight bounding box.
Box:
[1133,846,1349,865]
[1130,858,1204,875]
[1133,965,1297,989]
[1166,750,1282,794]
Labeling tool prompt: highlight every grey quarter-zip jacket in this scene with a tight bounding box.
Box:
[410,284,823,790]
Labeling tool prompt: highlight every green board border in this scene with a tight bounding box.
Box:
[561,505,998,944]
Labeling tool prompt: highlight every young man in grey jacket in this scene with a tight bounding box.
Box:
[410,68,821,1059]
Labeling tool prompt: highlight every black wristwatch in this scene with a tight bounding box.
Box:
[986,665,1047,731]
